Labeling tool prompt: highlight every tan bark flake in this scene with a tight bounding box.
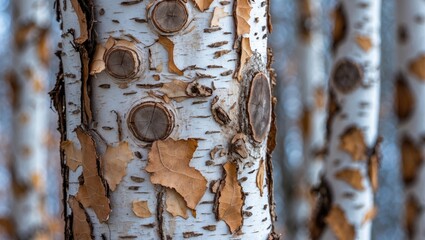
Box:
[70,0,88,44]
[355,35,373,52]
[159,79,212,102]
[68,196,92,240]
[235,0,252,36]
[237,37,252,81]
[193,0,214,12]
[335,168,365,191]
[331,4,347,51]
[61,140,82,171]
[256,159,265,196]
[158,36,183,76]
[211,7,228,27]
[37,29,50,67]
[409,54,425,81]
[132,200,152,218]
[405,196,421,239]
[394,73,414,122]
[74,128,111,222]
[166,188,189,219]
[325,205,355,240]
[102,141,134,191]
[218,162,243,233]
[361,206,377,225]
[401,136,423,185]
[146,139,207,209]
[339,126,367,161]
[299,108,311,140]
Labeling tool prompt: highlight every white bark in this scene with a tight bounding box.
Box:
[58,0,276,239]
[10,0,51,238]
[318,1,381,239]
[297,0,326,187]
[396,1,425,239]
[291,1,326,239]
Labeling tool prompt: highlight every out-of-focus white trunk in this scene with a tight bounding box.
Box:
[313,1,382,240]
[9,0,51,238]
[57,0,277,239]
[396,1,425,239]
[290,1,326,239]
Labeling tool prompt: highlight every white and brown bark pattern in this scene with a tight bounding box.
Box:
[7,0,51,238]
[395,1,425,239]
[297,0,327,188]
[55,0,277,239]
[311,1,381,240]
[292,0,327,239]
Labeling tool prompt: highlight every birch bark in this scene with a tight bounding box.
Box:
[311,1,382,240]
[292,0,327,239]
[8,0,51,238]
[395,1,425,239]
[297,0,326,190]
[54,0,277,239]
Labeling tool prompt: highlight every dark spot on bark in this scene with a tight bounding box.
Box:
[394,73,414,122]
[398,25,408,44]
[401,136,423,186]
[105,46,140,79]
[248,73,271,142]
[151,0,188,34]
[128,102,174,142]
[332,59,363,93]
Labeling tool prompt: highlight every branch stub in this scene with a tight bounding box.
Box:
[105,46,140,79]
[248,73,271,142]
[128,102,174,142]
[151,0,189,34]
[332,59,362,94]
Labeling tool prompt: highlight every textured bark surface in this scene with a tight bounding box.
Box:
[311,1,382,240]
[293,0,327,239]
[55,0,277,239]
[7,0,52,238]
[396,1,425,239]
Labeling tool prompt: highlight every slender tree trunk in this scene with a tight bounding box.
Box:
[7,0,51,238]
[287,1,327,239]
[311,1,382,240]
[54,0,278,239]
[298,0,327,190]
[395,1,425,239]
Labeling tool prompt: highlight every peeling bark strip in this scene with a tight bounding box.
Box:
[58,0,275,237]
[146,139,207,210]
[396,1,425,237]
[313,1,382,240]
[217,162,243,233]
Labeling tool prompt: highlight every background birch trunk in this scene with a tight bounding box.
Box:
[395,1,425,239]
[54,0,277,239]
[7,0,51,238]
[286,0,327,239]
[311,1,382,239]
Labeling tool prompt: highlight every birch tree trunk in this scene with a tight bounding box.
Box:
[53,0,278,239]
[395,1,425,239]
[311,1,382,240]
[7,0,51,238]
[288,1,327,239]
